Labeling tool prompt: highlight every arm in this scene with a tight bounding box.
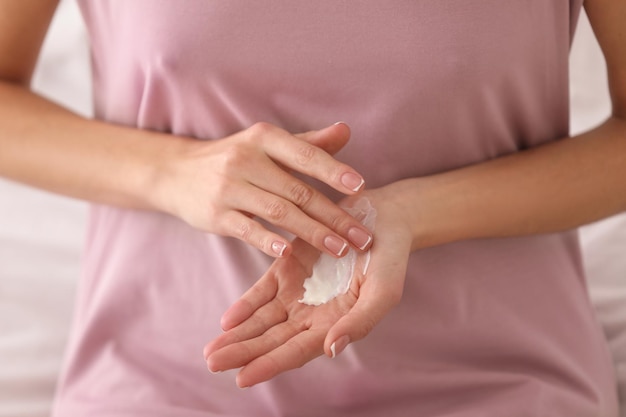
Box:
[205,0,626,386]
[395,0,626,251]
[0,0,374,258]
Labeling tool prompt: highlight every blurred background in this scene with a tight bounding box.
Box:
[0,1,624,416]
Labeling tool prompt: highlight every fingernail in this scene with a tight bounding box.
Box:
[271,241,287,257]
[330,335,351,358]
[341,172,365,192]
[348,227,372,251]
[333,121,347,127]
[324,235,348,257]
[207,362,222,374]
[236,378,250,389]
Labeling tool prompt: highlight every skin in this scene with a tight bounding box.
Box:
[204,0,626,388]
[1,0,624,391]
[205,190,411,388]
[0,0,374,260]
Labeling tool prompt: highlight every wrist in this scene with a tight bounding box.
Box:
[68,120,184,214]
[144,132,197,218]
[385,177,465,252]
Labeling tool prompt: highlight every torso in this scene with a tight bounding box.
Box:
[53,2,617,415]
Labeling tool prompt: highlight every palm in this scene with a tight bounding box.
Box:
[204,191,412,388]
[204,238,360,387]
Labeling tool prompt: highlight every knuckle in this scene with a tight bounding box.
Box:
[328,211,347,231]
[265,200,288,222]
[249,121,274,137]
[193,205,221,234]
[265,355,282,376]
[306,226,325,247]
[289,183,314,208]
[233,220,253,242]
[285,339,308,365]
[295,144,317,166]
[220,145,247,169]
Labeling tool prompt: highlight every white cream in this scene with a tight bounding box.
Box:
[299,197,377,306]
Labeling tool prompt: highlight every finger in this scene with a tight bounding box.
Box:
[295,122,351,156]
[219,211,292,258]
[221,243,319,331]
[236,328,326,388]
[252,122,365,195]
[321,289,391,359]
[207,319,305,373]
[324,245,409,358]
[220,275,278,331]
[205,302,287,369]
[208,297,286,358]
[225,297,288,345]
[247,168,373,252]
[232,186,353,258]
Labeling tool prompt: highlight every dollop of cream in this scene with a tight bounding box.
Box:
[299,197,376,306]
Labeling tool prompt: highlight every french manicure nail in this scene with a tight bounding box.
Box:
[341,172,365,192]
[348,227,373,251]
[330,335,351,358]
[207,362,221,374]
[324,235,348,257]
[271,241,287,257]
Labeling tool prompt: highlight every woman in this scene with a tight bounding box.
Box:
[0,1,623,415]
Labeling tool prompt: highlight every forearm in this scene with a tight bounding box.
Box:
[393,117,626,250]
[0,82,377,258]
[0,81,177,210]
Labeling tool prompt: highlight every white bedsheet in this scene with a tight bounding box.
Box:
[0,2,624,416]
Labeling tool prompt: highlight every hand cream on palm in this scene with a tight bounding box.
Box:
[299,197,376,306]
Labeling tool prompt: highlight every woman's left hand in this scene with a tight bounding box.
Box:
[203,186,413,388]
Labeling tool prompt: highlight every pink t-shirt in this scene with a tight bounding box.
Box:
[53,1,618,415]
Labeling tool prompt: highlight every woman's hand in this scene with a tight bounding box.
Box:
[154,122,374,258]
[202,187,413,388]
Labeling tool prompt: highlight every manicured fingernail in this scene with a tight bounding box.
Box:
[341,172,365,192]
[348,227,372,251]
[330,335,351,358]
[324,235,348,257]
[271,241,287,257]
[207,362,222,374]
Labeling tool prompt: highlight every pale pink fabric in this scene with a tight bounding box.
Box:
[53,1,618,416]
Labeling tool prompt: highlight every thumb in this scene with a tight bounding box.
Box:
[323,230,410,358]
[323,277,403,359]
[296,122,351,156]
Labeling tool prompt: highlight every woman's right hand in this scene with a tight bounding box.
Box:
[153,122,374,258]
[0,2,371,259]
